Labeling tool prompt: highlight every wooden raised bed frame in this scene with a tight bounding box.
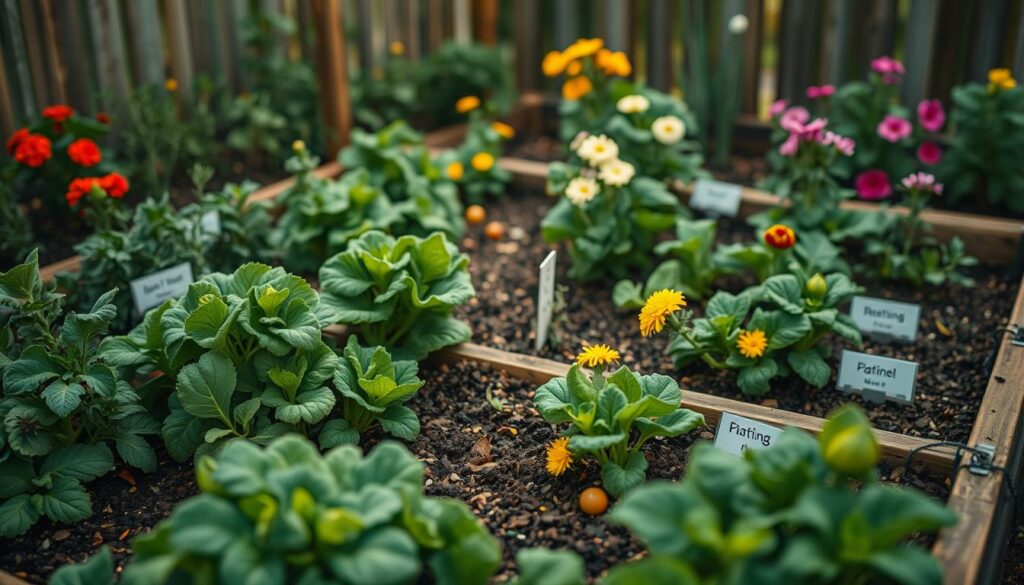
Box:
[24,94,1024,585]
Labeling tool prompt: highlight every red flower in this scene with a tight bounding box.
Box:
[96,112,111,124]
[67,138,102,167]
[65,177,98,206]
[917,141,942,166]
[42,104,74,122]
[6,128,29,155]
[13,134,52,167]
[763,224,797,249]
[100,172,129,198]
[854,169,892,201]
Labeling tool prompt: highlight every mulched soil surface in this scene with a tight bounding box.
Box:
[459,188,1018,446]
[1002,528,1024,584]
[0,361,951,583]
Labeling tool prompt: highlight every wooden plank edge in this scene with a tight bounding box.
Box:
[435,342,959,475]
[931,272,1024,585]
[0,571,29,585]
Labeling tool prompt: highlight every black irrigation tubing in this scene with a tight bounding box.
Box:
[904,440,1019,500]
[982,326,1018,376]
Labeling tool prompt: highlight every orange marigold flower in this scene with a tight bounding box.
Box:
[13,134,52,167]
[6,128,29,155]
[736,329,768,359]
[447,161,464,182]
[763,224,797,249]
[491,121,515,139]
[42,104,74,122]
[68,138,102,167]
[562,76,593,101]
[455,95,481,113]
[566,60,583,76]
[596,49,632,77]
[471,152,495,172]
[542,50,571,77]
[546,437,573,476]
[563,38,604,61]
[639,289,686,337]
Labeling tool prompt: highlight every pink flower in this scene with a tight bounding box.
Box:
[769,99,789,117]
[877,115,912,143]
[806,84,836,99]
[901,172,943,195]
[822,131,855,156]
[917,99,945,132]
[871,56,905,75]
[779,134,799,157]
[855,169,892,201]
[779,107,810,131]
[917,141,942,166]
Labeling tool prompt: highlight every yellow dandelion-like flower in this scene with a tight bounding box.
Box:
[455,95,481,113]
[546,437,573,476]
[562,76,593,101]
[639,289,686,337]
[165,78,179,92]
[446,161,464,182]
[576,344,620,368]
[471,152,495,172]
[737,329,768,359]
[491,121,515,139]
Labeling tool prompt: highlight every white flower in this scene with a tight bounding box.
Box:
[728,14,749,34]
[565,177,600,206]
[569,131,590,152]
[616,95,650,114]
[577,134,619,166]
[598,159,635,187]
[651,116,685,144]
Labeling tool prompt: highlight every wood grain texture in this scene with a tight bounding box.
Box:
[311,0,352,157]
[436,343,958,473]
[0,571,29,585]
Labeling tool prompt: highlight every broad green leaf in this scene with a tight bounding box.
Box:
[176,352,236,423]
[511,548,586,585]
[601,451,649,497]
[168,494,250,555]
[327,527,421,585]
[38,476,92,523]
[41,380,86,417]
[41,444,114,482]
[378,404,420,440]
[275,387,336,425]
[319,419,359,449]
[787,349,832,388]
[3,345,60,394]
[0,494,40,538]
[50,546,115,585]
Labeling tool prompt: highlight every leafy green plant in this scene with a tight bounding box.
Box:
[272,143,396,273]
[54,435,502,584]
[613,217,727,306]
[542,137,684,281]
[319,230,475,360]
[65,195,206,331]
[327,337,425,444]
[188,167,273,273]
[605,406,956,584]
[940,69,1024,211]
[351,44,419,129]
[339,121,465,240]
[0,250,63,361]
[440,98,514,201]
[418,41,514,126]
[0,183,32,264]
[534,345,705,496]
[103,263,337,461]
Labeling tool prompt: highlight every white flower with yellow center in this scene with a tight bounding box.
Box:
[616,95,650,114]
[598,159,635,187]
[565,176,600,206]
[651,115,686,145]
[576,134,619,167]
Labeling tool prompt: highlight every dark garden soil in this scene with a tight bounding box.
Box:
[458,188,1018,446]
[0,361,951,583]
[1001,528,1024,584]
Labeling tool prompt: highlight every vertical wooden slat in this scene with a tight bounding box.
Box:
[53,0,90,112]
[406,0,422,59]
[427,0,445,51]
[164,0,195,97]
[453,0,470,43]
[968,0,1007,80]
[861,0,897,76]
[554,0,578,49]
[201,0,224,80]
[38,0,68,104]
[18,0,50,106]
[902,0,940,106]
[355,0,374,74]
[1015,3,1024,80]
[86,0,131,109]
[1,0,36,120]
[0,41,15,137]
[125,0,165,86]
[602,0,627,51]
[515,0,540,91]
[824,0,855,85]
[647,0,671,90]
[740,0,764,114]
[312,0,351,156]
[472,0,497,46]
[225,0,249,92]
[776,0,821,100]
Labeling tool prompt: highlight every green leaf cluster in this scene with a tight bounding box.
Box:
[190,179,274,274]
[439,109,513,201]
[534,363,704,496]
[319,230,475,360]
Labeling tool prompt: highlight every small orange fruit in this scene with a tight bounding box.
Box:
[579,486,608,516]
[484,221,505,241]
[465,205,486,225]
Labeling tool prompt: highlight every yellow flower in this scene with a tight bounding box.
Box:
[989,68,1017,91]
[562,76,593,101]
[563,38,604,61]
[165,78,179,92]
[546,437,573,476]
[566,60,583,76]
[471,152,495,172]
[737,329,768,359]
[455,95,481,113]
[491,121,515,139]
[292,139,306,153]
[596,49,632,77]
[446,161,464,182]
[389,41,405,56]
[576,343,620,368]
[639,289,686,337]
[542,50,570,77]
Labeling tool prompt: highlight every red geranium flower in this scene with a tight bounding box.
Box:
[67,138,102,167]
[13,134,52,167]
[100,172,129,198]
[65,177,98,206]
[6,128,29,155]
[65,172,129,206]
[96,112,111,124]
[42,104,74,122]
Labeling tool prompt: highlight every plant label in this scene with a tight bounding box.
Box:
[535,250,557,351]
[199,210,221,242]
[690,179,742,217]
[836,350,918,404]
[850,296,920,342]
[714,412,783,457]
[130,262,194,316]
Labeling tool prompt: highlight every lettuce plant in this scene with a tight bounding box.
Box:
[327,337,425,444]
[319,230,475,360]
[613,218,727,306]
[534,345,705,496]
[606,406,956,584]
[940,69,1024,211]
[103,263,338,461]
[273,143,397,273]
[52,435,502,585]
[542,137,684,281]
[338,121,465,240]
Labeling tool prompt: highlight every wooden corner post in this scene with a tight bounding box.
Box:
[312,0,352,158]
